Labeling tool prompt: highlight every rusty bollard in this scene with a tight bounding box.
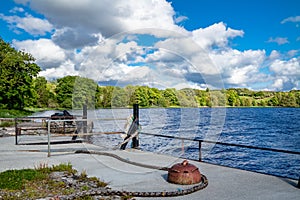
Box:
[168,160,202,185]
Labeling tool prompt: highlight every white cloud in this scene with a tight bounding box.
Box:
[7,0,299,91]
[0,13,53,36]
[39,60,78,80]
[17,0,186,38]
[267,37,289,45]
[269,58,300,76]
[52,27,100,49]
[192,22,244,50]
[9,7,24,13]
[269,58,300,90]
[281,16,300,24]
[174,15,188,24]
[210,49,266,87]
[269,50,281,60]
[272,78,284,89]
[13,38,66,69]
[287,50,298,57]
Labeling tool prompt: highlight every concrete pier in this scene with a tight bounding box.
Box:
[0,136,299,200]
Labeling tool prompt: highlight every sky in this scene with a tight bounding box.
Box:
[0,0,299,91]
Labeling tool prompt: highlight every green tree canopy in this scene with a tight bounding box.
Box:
[33,76,57,108]
[55,76,97,109]
[0,38,41,109]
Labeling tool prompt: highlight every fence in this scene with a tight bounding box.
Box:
[15,117,49,145]
[46,104,140,156]
[139,131,300,187]
[139,132,300,161]
[45,118,126,156]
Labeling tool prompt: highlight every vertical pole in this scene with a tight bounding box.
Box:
[199,141,202,161]
[297,176,300,188]
[181,139,185,155]
[15,118,18,145]
[83,103,87,133]
[132,104,139,148]
[48,120,51,157]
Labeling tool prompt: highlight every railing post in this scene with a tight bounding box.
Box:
[298,176,300,188]
[48,120,51,157]
[181,139,185,155]
[132,104,139,148]
[83,103,87,133]
[15,118,18,145]
[199,141,202,161]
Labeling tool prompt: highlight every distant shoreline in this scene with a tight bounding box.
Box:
[1,105,300,117]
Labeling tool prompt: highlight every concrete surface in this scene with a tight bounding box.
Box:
[0,135,299,200]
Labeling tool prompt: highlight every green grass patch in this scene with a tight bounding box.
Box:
[0,169,46,190]
[0,121,15,127]
[0,109,33,118]
[0,163,109,199]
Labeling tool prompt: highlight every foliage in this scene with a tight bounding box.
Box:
[1,54,300,110]
[0,121,14,127]
[0,163,108,199]
[0,37,299,110]
[55,76,97,109]
[0,109,33,118]
[33,76,57,108]
[0,38,41,109]
[93,86,300,108]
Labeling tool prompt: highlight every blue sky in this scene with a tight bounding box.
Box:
[170,0,300,53]
[0,0,299,91]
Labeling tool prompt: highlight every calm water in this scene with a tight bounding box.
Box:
[32,108,300,179]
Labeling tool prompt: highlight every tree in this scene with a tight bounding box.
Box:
[133,86,150,107]
[226,89,239,106]
[111,87,127,107]
[55,76,76,108]
[96,86,114,108]
[178,89,198,107]
[55,76,97,109]
[163,88,179,106]
[0,38,41,109]
[148,87,161,106]
[73,77,97,109]
[33,76,56,108]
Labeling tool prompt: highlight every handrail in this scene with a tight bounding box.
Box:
[139,132,300,156]
[46,118,128,157]
[139,131,300,183]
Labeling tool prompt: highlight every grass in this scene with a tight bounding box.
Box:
[0,121,15,127]
[0,169,47,190]
[0,109,33,118]
[0,163,108,199]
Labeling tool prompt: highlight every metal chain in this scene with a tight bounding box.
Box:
[71,150,208,198]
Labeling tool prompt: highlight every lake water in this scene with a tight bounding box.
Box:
[32,107,300,179]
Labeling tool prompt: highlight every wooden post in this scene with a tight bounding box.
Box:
[132,104,139,148]
[199,141,202,161]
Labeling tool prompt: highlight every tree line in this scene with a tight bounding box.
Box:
[18,75,300,109]
[1,38,300,110]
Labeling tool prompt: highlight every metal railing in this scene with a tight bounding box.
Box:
[139,131,300,185]
[15,117,50,145]
[140,132,300,159]
[46,117,127,157]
